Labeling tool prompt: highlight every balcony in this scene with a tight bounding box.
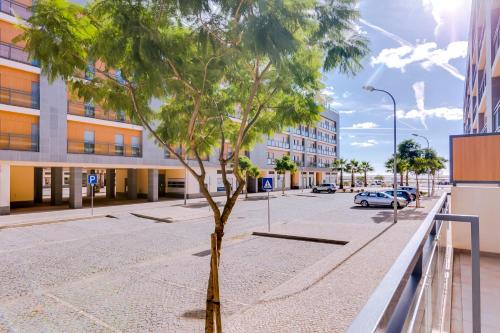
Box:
[0,132,38,151]
[478,74,486,104]
[0,0,31,20]
[266,139,290,150]
[67,100,132,124]
[0,86,39,109]
[0,42,39,66]
[306,147,316,154]
[67,140,142,157]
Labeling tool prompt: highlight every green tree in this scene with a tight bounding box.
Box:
[346,159,360,187]
[398,139,421,185]
[332,158,347,189]
[385,154,409,186]
[239,156,260,199]
[422,148,447,196]
[274,155,297,195]
[20,1,368,330]
[409,156,428,208]
[359,161,374,187]
[374,175,384,181]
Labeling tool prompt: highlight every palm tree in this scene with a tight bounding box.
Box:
[332,158,347,189]
[385,154,409,186]
[359,161,374,187]
[274,156,297,195]
[398,139,421,185]
[423,148,447,196]
[246,166,261,199]
[346,159,359,188]
[239,156,258,199]
[409,156,428,208]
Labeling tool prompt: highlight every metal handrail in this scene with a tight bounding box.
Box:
[0,0,32,20]
[0,86,39,109]
[0,41,39,66]
[67,100,132,124]
[347,193,481,333]
[67,139,142,157]
[0,131,38,151]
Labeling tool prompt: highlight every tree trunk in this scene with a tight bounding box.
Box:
[205,224,224,333]
[282,174,285,195]
[340,170,343,189]
[405,171,409,186]
[415,175,420,208]
[400,172,404,186]
[351,171,355,188]
[364,171,367,187]
[431,174,435,196]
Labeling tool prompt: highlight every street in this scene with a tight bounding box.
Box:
[0,191,423,332]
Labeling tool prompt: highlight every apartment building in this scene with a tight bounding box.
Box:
[463,0,500,134]
[0,2,341,214]
[249,109,339,191]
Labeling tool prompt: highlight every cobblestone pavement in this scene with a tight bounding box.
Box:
[0,191,429,332]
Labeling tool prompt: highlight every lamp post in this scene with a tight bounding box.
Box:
[363,85,398,223]
[412,133,431,197]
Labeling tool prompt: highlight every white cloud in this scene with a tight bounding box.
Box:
[397,107,462,121]
[371,41,467,79]
[351,139,378,148]
[351,122,379,129]
[342,91,352,99]
[422,0,469,38]
[361,18,467,81]
[321,87,336,97]
[339,110,355,114]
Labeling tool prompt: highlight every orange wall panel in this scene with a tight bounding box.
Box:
[0,66,39,91]
[67,121,141,145]
[452,134,500,182]
[0,21,24,46]
[0,110,38,135]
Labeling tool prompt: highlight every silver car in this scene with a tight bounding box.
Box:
[312,183,337,193]
[354,191,408,208]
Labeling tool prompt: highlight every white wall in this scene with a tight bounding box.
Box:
[451,186,500,254]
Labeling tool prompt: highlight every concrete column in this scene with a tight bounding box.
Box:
[69,167,82,209]
[148,169,159,202]
[50,167,63,205]
[106,169,116,199]
[34,167,43,203]
[127,169,138,200]
[0,162,10,215]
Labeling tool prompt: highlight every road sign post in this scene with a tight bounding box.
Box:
[87,174,98,216]
[262,177,274,232]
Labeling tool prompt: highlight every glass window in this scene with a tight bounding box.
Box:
[84,131,95,153]
[115,134,124,155]
[369,193,377,197]
[131,136,141,157]
[377,193,387,198]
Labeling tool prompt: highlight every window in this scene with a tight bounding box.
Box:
[115,134,124,155]
[31,123,39,151]
[84,101,95,117]
[84,131,95,153]
[31,82,40,109]
[131,136,141,156]
[368,192,377,197]
[85,64,95,80]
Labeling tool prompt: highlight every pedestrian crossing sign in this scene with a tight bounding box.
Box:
[262,177,273,191]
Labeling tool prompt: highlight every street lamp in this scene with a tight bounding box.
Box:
[412,133,431,197]
[363,85,398,223]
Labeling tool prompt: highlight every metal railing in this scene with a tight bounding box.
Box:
[478,75,486,104]
[348,193,481,333]
[0,86,39,109]
[0,42,39,66]
[67,140,142,157]
[67,100,132,124]
[0,132,38,151]
[0,0,32,20]
[266,139,290,149]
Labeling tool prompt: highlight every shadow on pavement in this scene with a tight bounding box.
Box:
[182,309,205,319]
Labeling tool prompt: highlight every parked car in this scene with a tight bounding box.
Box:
[354,191,408,208]
[399,186,419,200]
[312,183,337,193]
[370,180,383,186]
[384,190,413,202]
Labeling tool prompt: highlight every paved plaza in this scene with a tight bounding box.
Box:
[0,191,438,332]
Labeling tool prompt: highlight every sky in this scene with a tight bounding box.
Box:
[323,0,471,174]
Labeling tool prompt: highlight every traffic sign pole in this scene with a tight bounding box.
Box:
[267,191,270,232]
[91,184,94,216]
[262,177,273,232]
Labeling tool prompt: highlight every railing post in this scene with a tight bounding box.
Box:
[470,217,481,333]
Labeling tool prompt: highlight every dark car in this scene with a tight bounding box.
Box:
[385,190,413,202]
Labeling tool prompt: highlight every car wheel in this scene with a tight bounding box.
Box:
[411,194,416,201]
[361,200,369,207]
[312,188,318,193]
[328,189,333,193]
[392,201,399,208]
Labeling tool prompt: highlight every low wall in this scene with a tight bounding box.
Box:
[451,186,500,254]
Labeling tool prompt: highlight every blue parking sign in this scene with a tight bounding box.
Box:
[262,177,273,191]
[88,174,98,185]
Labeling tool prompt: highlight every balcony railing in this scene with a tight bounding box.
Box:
[0,0,31,20]
[292,144,304,151]
[347,193,482,333]
[0,42,39,66]
[266,139,290,149]
[0,86,39,109]
[478,75,486,104]
[67,140,142,157]
[306,147,317,154]
[0,132,38,151]
[67,100,132,124]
